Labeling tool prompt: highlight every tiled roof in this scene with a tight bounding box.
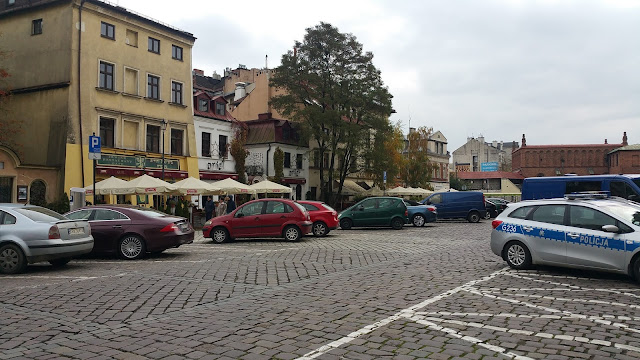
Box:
[457,171,525,180]
[609,144,640,153]
[246,122,275,144]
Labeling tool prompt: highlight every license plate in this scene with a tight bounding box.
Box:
[68,228,85,235]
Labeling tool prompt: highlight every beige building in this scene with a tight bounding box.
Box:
[0,0,196,204]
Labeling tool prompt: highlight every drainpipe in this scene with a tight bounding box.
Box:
[266,143,271,178]
[77,0,87,187]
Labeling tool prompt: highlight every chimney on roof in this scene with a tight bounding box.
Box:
[193,69,204,76]
[234,82,246,101]
[212,71,221,80]
[512,141,516,152]
[258,113,272,120]
[522,134,526,147]
[492,140,497,148]
[605,139,608,144]
[623,131,628,146]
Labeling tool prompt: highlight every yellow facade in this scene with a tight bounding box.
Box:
[1,0,197,204]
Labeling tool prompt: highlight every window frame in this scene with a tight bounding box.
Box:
[146,124,161,153]
[172,45,183,61]
[218,135,228,158]
[284,152,291,168]
[171,80,183,105]
[31,19,42,35]
[201,132,211,157]
[98,60,115,91]
[100,21,115,40]
[170,128,184,156]
[148,37,160,54]
[99,117,116,148]
[147,74,161,100]
[198,98,209,112]
[215,102,225,115]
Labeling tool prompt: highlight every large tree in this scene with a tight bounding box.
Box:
[270,22,393,205]
[366,121,405,189]
[403,126,437,189]
[229,123,249,184]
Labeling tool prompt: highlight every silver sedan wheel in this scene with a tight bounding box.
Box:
[0,244,26,274]
[212,229,228,243]
[507,244,526,266]
[285,226,300,241]
[119,236,144,259]
[412,214,425,227]
[312,222,327,236]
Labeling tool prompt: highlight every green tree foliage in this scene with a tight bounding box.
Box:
[272,147,284,183]
[403,126,437,189]
[229,125,249,183]
[45,193,70,214]
[270,22,393,205]
[366,121,405,189]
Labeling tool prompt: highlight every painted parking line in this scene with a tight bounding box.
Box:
[296,268,509,360]
[1,273,129,291]
[504,272,640,298]
[415,311,640,322]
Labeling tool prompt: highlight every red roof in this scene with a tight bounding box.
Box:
[457,171,524,180]
[515,143,622,150]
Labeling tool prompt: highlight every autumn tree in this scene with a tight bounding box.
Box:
[365,121,405,189]
[272,147,284,183]
[403,126,437,189]
[229,124,249,183]
[270,22,393,205]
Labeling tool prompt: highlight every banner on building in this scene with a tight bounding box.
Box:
[481,162,499,172]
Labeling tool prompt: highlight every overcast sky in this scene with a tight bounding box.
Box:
[118,0,639,152]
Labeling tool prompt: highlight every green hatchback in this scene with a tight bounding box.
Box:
[338,197,408,230]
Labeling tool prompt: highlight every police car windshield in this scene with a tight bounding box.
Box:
[600,203,640,227]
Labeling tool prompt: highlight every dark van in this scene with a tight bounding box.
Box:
[420,191,486,223]
[521,175,640,201]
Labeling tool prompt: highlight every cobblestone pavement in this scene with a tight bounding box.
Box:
[1,221,639,359]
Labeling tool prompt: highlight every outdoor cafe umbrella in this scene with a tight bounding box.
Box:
[387,186,415,196]
[249,180,292,194]
[366,186,385,196]
[83,176,135,195]
[121,174,177,194]
[210,178,256,195]
[170,176,222,195]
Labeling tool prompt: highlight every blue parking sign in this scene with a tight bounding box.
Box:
[89,135,101,153]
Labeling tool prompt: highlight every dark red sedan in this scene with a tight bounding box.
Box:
[202,199,312,243]
[297,200,339,236]
[65,205,194,259]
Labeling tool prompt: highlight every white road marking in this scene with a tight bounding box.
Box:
[296,268,509,360]
[415,311,640,322]
[504,272,640,299]
[1,273,129,291]
[480,290,640,311]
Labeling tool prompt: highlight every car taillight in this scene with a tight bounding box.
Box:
[48,225,61,239]
[491,220,503,229]
[427,206,436,212]
[161,223,179,232]
[405,210,409,217]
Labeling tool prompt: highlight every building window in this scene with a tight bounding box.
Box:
[100,117,115,148]
[171,129,183,156]
[215,102,225,115]
[99,61,115,90]
[32,19,42,35]
[147,74,160,99]
[313,150,320,168]
[296,154,303,169]
[218,135,228,158]
[171,81,183,104]
[201,132,211,157]
[148,37,160,54]
[198,98,208,112]
[172,45,183,60]
[284,152,291,168]
[146,125,160,153]
[100,22,115,40]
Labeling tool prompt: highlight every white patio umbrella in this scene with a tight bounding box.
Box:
[366,186,385,196]
[170,176,222,195]
[121,174,177,194]
[84,176,134,195]
[407,187,433,196]
[210,178,256,195]
[387,186,414,196]
[249,180,292,194]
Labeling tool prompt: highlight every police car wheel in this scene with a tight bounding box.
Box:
[504,241,532,270]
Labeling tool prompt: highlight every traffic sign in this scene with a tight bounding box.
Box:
[383,171,387,184]
[88,152,101,160]
[89,135,101,153]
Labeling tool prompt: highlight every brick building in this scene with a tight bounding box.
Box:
[608,144,640,174]
[511,132,628,178]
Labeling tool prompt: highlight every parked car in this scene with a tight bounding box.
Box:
[297,200,339,236]
[484,200,499,219]
[521,174,640,201]
[338,197,408,230]
[202,199,312,243]
[404,200,437,226]
[490,193,640,281]
[421,191,487,223]
[0,204,94,274]
[64,205,193,259]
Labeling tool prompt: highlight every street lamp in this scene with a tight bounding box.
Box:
[161,119,167,180]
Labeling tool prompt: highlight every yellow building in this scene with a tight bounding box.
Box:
[0,0,197,205]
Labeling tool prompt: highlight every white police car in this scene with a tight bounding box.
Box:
[490,193,640,281]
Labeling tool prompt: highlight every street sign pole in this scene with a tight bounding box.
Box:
[88,133,101,205]
[92,133,96,204]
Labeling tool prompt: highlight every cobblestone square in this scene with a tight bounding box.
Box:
[1,222,639,359]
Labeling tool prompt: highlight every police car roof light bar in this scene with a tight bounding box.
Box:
[565,191,610,200]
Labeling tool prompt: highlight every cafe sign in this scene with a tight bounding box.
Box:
[97,153,180,170]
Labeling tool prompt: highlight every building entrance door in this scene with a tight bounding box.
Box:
[0,177,13,202]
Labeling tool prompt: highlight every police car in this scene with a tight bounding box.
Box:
[490,193,640,281]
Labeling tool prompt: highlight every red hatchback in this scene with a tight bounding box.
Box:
[202,199,312,243]
[65,205,194,259]
[297,200,339,236]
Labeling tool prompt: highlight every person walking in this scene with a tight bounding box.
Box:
[216,197,227,217]
[226,195,236,214]
[204,196,215,221]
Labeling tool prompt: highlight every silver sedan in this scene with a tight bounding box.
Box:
[0,204,94,274]
[490,196,640,281]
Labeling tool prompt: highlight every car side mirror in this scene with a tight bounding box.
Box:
[602,224,619,233]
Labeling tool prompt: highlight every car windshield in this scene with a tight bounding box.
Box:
[128,208,168,218]
[15,207,66,222]
[600,203,640,227]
